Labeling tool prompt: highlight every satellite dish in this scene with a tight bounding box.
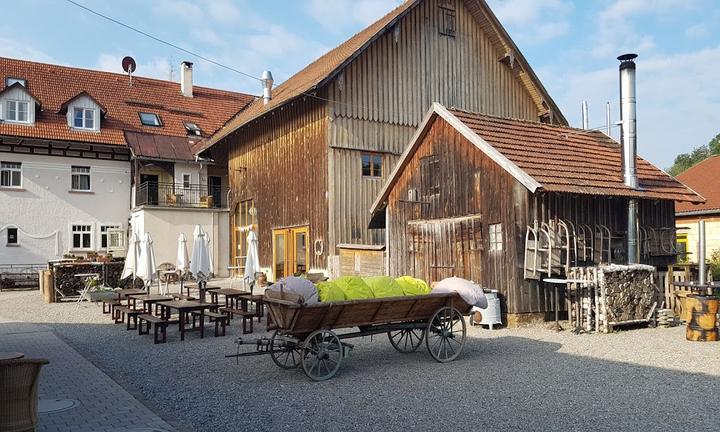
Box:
[122,56,136,73]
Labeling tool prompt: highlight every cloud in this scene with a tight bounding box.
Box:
[0,37,56,64]
[486,0,572,45]
[95,53,172,80]
[305,0,403,33]
[685,23,711,39]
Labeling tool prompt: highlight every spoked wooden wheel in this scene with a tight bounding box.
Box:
[270,330,302,370]
[388,328,425,353]
[426,306,467,363]
[302,329,343,381]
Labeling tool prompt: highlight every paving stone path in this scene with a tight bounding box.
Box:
[0,323,176,432]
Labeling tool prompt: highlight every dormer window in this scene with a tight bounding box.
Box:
[5,77,26,87]
[139,112,162,127]
[184,121,202,136]
[73,107,95,129]
[5,100,30,123]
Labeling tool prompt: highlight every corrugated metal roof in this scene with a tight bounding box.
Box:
[124,131,198,162]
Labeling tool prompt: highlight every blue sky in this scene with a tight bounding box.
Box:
[2,0,719,169]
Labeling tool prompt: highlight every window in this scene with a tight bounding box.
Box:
[73,107,95,129]
[184,121,202,136]
[5,77,26,87]
[361,153,383,178]
[182,174,191,189]
[100,224,121,250]
[420,155,440,198]
[71,166,91,191]
[71,224,92,250]
[676,233,689,262]
[5,100,29,123]
[233,199,256,269]
[7,227,18,246]
[439,3,456,37]
[489,223,503,252]
[1,161,22,188]
[139,112,162,127]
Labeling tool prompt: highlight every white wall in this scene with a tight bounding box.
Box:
[0,154,131,264]
[65,95,102,132]
[173,162,207,187]
[131,207,229,277]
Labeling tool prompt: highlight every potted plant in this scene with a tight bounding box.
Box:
[85,278,115,302]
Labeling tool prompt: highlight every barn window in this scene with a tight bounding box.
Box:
[420,155,440,198]
[361,153,383,178]
[439,3,456,37]
[7,227,18,246]
[489,223,503,252]
[676,233,688,262]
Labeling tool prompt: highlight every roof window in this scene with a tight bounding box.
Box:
[184,121,202,136]
[139,112,162,127]
[5,77,26,87]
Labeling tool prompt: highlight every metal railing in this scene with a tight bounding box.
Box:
[135,181,228,209]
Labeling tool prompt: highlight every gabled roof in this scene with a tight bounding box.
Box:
[58,91,107,115]
[0,56,254,148]
[197,0,567,154]
[676,156,720,215]
[371,104,704,214]
[0,81,41,106]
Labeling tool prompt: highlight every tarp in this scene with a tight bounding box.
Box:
[364,276,404,298]
[317,281,346,302]
[395,276,431,296]
[432,277,488,308]
[334,276,374,300]
[271,276,319,304]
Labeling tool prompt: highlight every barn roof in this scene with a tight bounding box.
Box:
[0,56,254,149]
[675,156,720,215]
[370,104,704,215]
[197,0,567,154]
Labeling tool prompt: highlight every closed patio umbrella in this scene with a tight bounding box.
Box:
[136,232,157,291]
[244,230,260,291]
[176,233,189,294]
[121,232,140,284]
[190,225,212,301]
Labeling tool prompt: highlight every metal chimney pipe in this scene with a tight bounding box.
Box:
[606,102,611,136]
[261,70,274,105]
[180,61,193,98]
[581,101,589,130]
[619,53,639,264]
[699,219,707,285]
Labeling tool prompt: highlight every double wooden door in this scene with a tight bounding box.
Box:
[272,226,309,279]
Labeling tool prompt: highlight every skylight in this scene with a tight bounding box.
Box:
[139,112,162,127]
[184,121,202,136]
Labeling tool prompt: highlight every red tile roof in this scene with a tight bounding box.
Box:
[198,0,567,153]
[0,57,254,153]
[675,156,720,214]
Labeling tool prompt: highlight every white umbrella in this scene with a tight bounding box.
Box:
[121,232,140,281]
[244,230,260,288]
[176,233,189,295]
[190,225,211,279]
[136,232,157,290]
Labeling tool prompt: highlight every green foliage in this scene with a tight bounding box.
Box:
[709,249,720,282]
[667,132,720,176]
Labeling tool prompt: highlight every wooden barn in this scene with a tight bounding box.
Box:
[195,0,568,280]
[369,103,703,320]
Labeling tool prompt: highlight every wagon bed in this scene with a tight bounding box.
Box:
[230,290,473,381]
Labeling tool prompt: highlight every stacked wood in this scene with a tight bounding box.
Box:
[597,264,659,332]
[656,309,678,327]
[52,262,136,297]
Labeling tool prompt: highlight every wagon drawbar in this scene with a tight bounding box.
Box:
[226,290,472,381]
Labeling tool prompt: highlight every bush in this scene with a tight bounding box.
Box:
[709,249,720,282]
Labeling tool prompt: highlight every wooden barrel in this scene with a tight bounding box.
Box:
[686,295,719,342]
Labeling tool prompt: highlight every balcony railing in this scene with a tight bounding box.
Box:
[135,181,228,209]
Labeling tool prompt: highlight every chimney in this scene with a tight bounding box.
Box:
[261,70,274,105]
[181,61,193,97]
[618,53,639,263]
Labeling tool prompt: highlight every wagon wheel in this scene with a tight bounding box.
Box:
[426,306,466,363]
[270,330,302,370]
[301,329,342,381]
[387,328,425,353]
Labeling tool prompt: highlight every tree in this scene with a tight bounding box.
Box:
[667,132,720,176]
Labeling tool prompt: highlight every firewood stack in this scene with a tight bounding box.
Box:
[656,309,678,327]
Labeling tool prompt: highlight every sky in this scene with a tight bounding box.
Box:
[1,0,719,169]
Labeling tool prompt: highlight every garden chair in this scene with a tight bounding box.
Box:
[0,358,49,432]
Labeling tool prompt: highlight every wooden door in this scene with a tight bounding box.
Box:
[272,225,310,279]
[208,176,222,208]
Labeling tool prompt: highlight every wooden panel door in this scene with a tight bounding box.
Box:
[272,225,310,279]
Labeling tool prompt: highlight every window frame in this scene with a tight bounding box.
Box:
[676,233,689,262]
[72,107,96,130]
[489,223,503,252]
[420,154,440,198]
[7,227,19,246]
[5,100,30,123]
[361,153,383,178]
[0,161,22,188]
[182,174,191,189]
[439,2,457,37]
[70,224,93,251]
[184,121,202,136]
[99,224,121,250]
[71,166,92,192]
[139,112,162,127]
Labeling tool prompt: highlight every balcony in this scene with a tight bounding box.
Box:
[135,181,228,209]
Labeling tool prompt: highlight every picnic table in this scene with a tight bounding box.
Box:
[128,294,173,313]
[157,300,214,341]
[210,288,251,309]
[115,289,146,302]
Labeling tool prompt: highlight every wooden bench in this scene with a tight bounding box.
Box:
[138,314,168,344]
[219,307,254,334]
[102,299,121,314]
[113,306,143,330]
[248,295,265,323]
[190,310,228,337]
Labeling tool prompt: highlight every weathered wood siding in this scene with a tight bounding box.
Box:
[326,0,543,253]
[226,98,328,271]
[386,117,537,314]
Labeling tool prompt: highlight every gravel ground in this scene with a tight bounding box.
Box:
[1,289,719,432]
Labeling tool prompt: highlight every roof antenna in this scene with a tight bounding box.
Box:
[122,56,137,87]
